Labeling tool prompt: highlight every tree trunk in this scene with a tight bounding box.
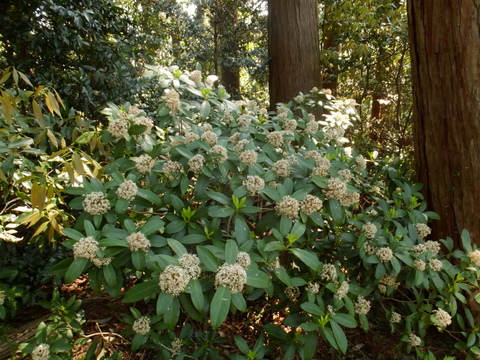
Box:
[408,0,480,245]
[268,0,322,108]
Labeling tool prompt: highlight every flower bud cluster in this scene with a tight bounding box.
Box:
[126,232,151,252]
[208,145,228,163]
[108,118,130,138]
[415,223,431,239]
[188,154,205,174]
[239,150,258,165]
[165,90,180,112]
[163,160,184,180]
[433,308,452,327]
[266,131,284,148]
[215,263,247,294]
[468,250,480,267]
[284,286,300,301]
[244,175,265,195]
[335,281,349,299]
[275,196,300,219]
[135,154,155,174]
[362,223,377,239]
[116,180,138,201]
[272,159,291,178]
[201,130,218,146]
[354,296,371,315]
[159,265,191,296]
[300,194,323,215]
[178,253,201,279]
[32,344,50,360]
[376,247,393,262]
[132,316,150,335]
[83,192,110,215]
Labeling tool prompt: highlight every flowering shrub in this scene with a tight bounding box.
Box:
[50,66,480,359]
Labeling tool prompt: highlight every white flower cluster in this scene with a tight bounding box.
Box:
[294,95,304,103]
[325,177,347,200]
[433,308,452,327]
[376,247,393,262]
[31,344,50,360]
[108,118,130,138]
[126,232,151,252]
[327,305,336,316]
[236,252,251,270]
[339,192,360,207]
[283,119,297,132]
[163,160,184,180]
[415,223,432,238]
[171,338,183,353]
[363,241,376,256]
[335,281,349,299]
[239,150,258,165]
[306,151,331,177]
[184,131,200,144]
[0,290,5,306]
[355,155,367,169]
[83,192,110,215]
[390,312,401,324]
[408,333,422,347]
[266,131,284,148]
[207,145,228,163]
[424,240,441,255]
[324,127,345,142]
[73,236,99,260]
[201,130,218,146]
[132,316,150,335]
[237,114,251,131]
[284,286,300,301]
[362,223,377,239]
[214,263,247,294]
[134,116,154,132]
[300,194,323,215]
[354,296,371,315]
[428,259,443,271]
[234,139,249,153]
[165,90,180,112]
[116,180,137,201]
[380,275,400,288]
[413,259,426,271]
[338,169,353,182]
[275,196,300,219]
[188,154,205,174]
[304,119,319,134]
[307,282,320,294]
[178,253,201,279]
[159,265,191,296]
[321,263,337,282]
[135,154,155,174]
[190,70,202,83]
[244,175,265,196]
[468,250,480,267]
[272,159,291,178]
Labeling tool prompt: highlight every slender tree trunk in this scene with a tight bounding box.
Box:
[268,0,322,108]
[408,0,480,245]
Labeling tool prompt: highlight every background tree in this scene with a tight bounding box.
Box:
[267,0,322,107]
[408,0,480,244]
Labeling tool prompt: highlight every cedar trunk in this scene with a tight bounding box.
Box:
[268,0,322,108]
[408,1,480,245]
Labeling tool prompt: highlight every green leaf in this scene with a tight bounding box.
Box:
[61,228,85,241]
[246,267,271,288]
[200,100,211,120]
[165,220,186,234]
[102,264,117,288]
[234,214,250,245]
[231,292,247,312]
[234,336,250,355]
[165,296,180,330]
[84,220,97,237]
[330,320,347,354]
[302,331,318,360]
[225,240,239,264]
[289,248,321,271]
[263,324,288,340]
[132,250,146,270]
[206,191,232,205]
[323,327,339,351]
[65,257,88,283]
[279,216,292,236]
[123,280,159,303]
[210,286,231,329]
[208,206,236,218]
[300,322,319,332]
[115,198,129,214]
[156,291,173,315]
[331,313,357,328]
[328,199,345,226]
[197,246,219,272]
[187,279,204,312]
[274,267,292,286]
[131,333,148,352]
[301,302,323,316]
[137,188,163,206]
[461,229,473,252]
[168,238,188,256]
[141,216,165,236]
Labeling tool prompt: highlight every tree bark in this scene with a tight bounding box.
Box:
[268,0,322,108]
[408,0,480,245]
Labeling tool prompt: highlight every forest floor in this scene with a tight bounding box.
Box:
[0,278,459,360]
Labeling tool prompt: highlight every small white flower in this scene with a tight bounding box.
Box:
[408,333,421,347]
[126,232,151,252]
[83,192,110,215]
[284,286,300,301]
[376,247,393,262]
[468,250,480,267]
[132,316,150,335]
[116,180,137,201]
[354,296,371,315]
[159,265,191,296]
[335,281,349,299]
[390,312,401,324]
[108,118,130,138]
[178,253,201,279]
[73,236,99,261]
[236,252,251,270]
[244,175,265,196]
[215,263,247,294]
[433,308,452,327]
[415,223,431,239]
[275,196,300,219]
[428,259,443,272]
[362,223,377,240]
[31,344,50,360]
[135,154,155,174]
[307,282,320,294]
